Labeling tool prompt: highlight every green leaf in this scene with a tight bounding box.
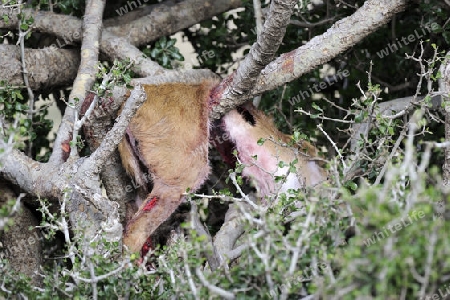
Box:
[15,90,24,100]
[15,102,23,111]
[171,51,184,61]
[354,111,365,123]
[274,175,285,183]
[159,36,167,48]
[202,20,213,28]
[150,48,161,57]
[312,102,323,112]
[344,181,357,191]
[235,164,244,173]
[167,38,176,47]
[162,54,169,66]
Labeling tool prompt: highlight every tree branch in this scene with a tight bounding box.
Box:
[79,85,147,177]
[350,94,442,152]
[0,45,80,90]
[130,69,220,86]
[0,0,242,79]
[106,0,243,47]
[81,86,135,219]
[0,145,44,196]
[211,0,298,118]
[212,203,248,267]
[439,51,450,186]
[49,0,106,164]
[211,0,409,118]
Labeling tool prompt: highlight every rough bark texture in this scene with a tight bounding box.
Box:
[0,0,241,81]
[439,52,450,186]
[0,182,42,286]
[0,45,79,90]
[0,85,148,251]
[49,0,107,165]
[82,87,135,222]
[210,0,298,117]
[211,0,409,118]
[105,0,243,46]
[0,0,409,117]
[0,0,241,47]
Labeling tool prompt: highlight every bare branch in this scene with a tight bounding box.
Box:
[100,30,163,76]
[50,0,106,163]
[439,50,450,186]
[350,94,442,152]
[195,267,235,299]
[0,143,45,196]
[212,0,298,117]
[79,85,147,176]
[106,0,243,46]
[130,69,220,86]
[0,45,80,90]
[16,1,35,157]
[189,202,220,270]
[253,0,263,36]
[254,0,407,95]
[0,0,242,78]
[212,0,408,117]
[290,16,339,28]
[213,202,251,267]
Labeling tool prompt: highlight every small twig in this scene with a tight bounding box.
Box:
[250,238,275,296]
[16,0,35,157]
[296,108,354,124]
[73,260,130,284]
[182,248,199,300]
[185,193,252,204]
[280,203,315,300]
[322,96,352,113]
[228,172,260,211]
[317,124,347,170]
[195,267,235,299]
[374,127,407,185]
[419,227,438,298]
[0,192,26,230]
[89,261,98,300]
[70,73,111,157]
[60,190,76,267]
[290,16,339,28]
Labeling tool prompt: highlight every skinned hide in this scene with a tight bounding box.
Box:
[119,82,216,253]
[220,105,327,199]
[119,82,325,253]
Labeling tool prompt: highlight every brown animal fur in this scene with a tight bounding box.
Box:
[119,82,216,253]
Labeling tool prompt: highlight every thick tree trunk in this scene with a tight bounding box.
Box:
[0,181,43,286]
